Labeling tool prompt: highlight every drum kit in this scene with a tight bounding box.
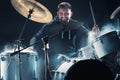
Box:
[52,31,120,80]
[52,3,120,80]
[0,48,38,80]
[0,0,120,80]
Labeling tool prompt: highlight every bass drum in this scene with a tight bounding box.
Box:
[52,59,114,80]
[0,52,38,80]
[52,58,80,80]
[64,59,114,80]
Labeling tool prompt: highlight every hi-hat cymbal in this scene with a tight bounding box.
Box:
[11,0,53,23]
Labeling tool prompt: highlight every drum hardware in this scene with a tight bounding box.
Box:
[10,0,53,80]
[114,73,120,80]
[10,1,36,80]
[115,51,120,67]
[117,19,119,30]
[10,7,33,80]
[41,37,52,80]
[116,19,120,39]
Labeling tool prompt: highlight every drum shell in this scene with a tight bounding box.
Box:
[78,44,97,59]
[52,58,81,80]
[53,59,114,80]
[0,53,38,80]
[64,59,114,80]
[93,31,120,58]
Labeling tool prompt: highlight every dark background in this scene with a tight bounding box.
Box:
[0,0,120,50]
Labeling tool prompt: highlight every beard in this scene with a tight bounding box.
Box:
[59,18,69,25]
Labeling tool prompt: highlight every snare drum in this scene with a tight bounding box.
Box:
[92,31,120,58]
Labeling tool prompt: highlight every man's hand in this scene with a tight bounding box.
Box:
[92,24,100,34]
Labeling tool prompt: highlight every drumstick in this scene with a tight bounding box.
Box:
[89,1,96,25]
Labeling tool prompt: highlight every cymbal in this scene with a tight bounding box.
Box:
[11,0,53,23]
[110,6,120,19]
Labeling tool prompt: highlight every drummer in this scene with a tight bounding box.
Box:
[29,2,99,80]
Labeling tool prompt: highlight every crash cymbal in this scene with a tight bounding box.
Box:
[11,0,53,23]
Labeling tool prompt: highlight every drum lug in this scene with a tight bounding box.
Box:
[1,56,6,61]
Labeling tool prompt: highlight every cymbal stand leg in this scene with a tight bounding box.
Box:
[117,19,119,30]
[13,8,34,80]
[42,37,51,80]
[116,19,120,38]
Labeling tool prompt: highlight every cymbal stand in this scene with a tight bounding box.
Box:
[13,8,34,80]
[116,19,120,38]
[117,19,119,30]
[42,37,51,80]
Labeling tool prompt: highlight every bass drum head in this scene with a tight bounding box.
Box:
[64,59,114,80]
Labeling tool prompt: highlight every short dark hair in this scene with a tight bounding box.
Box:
[57,2,72,10]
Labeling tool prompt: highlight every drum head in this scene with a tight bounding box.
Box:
[64,59,114,80]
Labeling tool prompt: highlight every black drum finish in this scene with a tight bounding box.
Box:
[64,59,114,80]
